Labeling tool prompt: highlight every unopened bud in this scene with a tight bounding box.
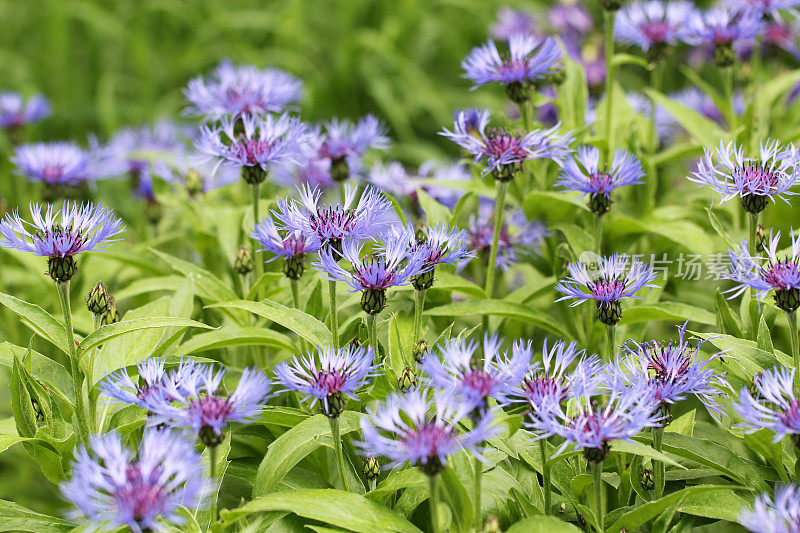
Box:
[100,294,121,326]
[640,468,655,490]
[184,169,204,197]
[234,246,254,275]
[397,366,418,393]
[86,282,110,315]
[482,515,501,533]
[363,456,381,480]
[412,339,429,364]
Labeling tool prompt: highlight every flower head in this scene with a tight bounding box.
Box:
[0,93,49,129]
[686,6,765,66]
[318,116,389,182]
[615,1,696,57]
[491,8,538,40]
[689,140,799,214]
[61,428,210,533]
[388,223,474,290]
[555,254,659,326]
[467,203,549,270]
[672,87,744,125]
[626,92,680,144]
[184,60,301,118]
[740,484,800,533]
[557,146,644,215]
[735,366,800,442]
[441,109,573,180]
[421,334,531,406]
[731,0,800,18]
[357,388,498,475]
[145,363,271,446]
[12,142,94,186]
[274,344,378,417]
[100,357,199,410]
[367,160,417,198]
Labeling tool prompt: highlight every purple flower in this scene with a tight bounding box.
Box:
[725,230,800,311]
[688,139,800,214]
[368,160,417,197]
[556,146,644,215]
[421,334,531,406]
[389,223,474,289]
[274,184,392,252]
[686,6,765,65]
[555,254,658,326]
[548,1,595,37]
[467,203,549,270]
[12,142,95,186]
[626,92,680,144]
[740,484,800,533]
[100,357,186,410]
[145,364,271,446]
[61,428,210,533]
[441,109,573,180]
[251,215,319,279]
[735,366,800,442]
[356,388,498,475]
[184,60,302,119]
[272,127,335,188]
[418,160,471,209]
[731,0,800,18]
[319,116,389,182]
[672,87,744,125]
[615,1,696,54]
[491,7,539,40]
[274,344,378,417]
[618,322,730,421]
[195,112,308,185]
[0,93,49,129]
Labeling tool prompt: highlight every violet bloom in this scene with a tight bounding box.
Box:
[421,334,531,406]
[672,87,744,125]
[735,366,800,443]
[615,1,696,59]
[462,34,562,102]
[556,146,644,216]
[740,484,800,533]
[274,344,378,417]
[618,322,730,422]
[273,127,335,188]
[356,388,498,476]
[251,215,319,280]
[368,160,416,198]
[686,6,765,66]
[319,116,389,182]
[731,0,800,18]
[313,235,427,315]
[100,357,189,410]
[627,92,680,144]
[0,201,124,283]
[555,254,658,326]
[274,184,392,252]
[389,223,474,290]
[418,159,471,209]
[195,112,307,186]
[467,204,549,270]
[725,230,800,312]
[145,364,271,447]
[441,109,573,181]
[184,60,302,119]
[548,1,595,37]
[12,142,94,189]
[61,428,210,533]
[688,139,800,214]
[491,7,538,40]
[0,93,49,130]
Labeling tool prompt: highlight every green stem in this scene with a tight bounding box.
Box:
[603,9,616,159]
[519,100,531,132]
[328,280,339,351]
[251,184,264,299]
[540,439,551,515]
[209,444,219,521]
[413,288,426,344]
[87,313,102,433]
[56,281,89,447]
[606,324,616,359]
[429,474,442,533]
[291,279,301,310]
[648,62,664,155]
[484,180,509,300]
[330,417,352,492]
[366,313,378,355]
[594,214,604,255]
[652,426,665,499]
[473,455,482,531]
[592,459,605,533]
[788,311,799,395]
[339,181,347,206]
[723,66,736,131]
[748,212,759,258]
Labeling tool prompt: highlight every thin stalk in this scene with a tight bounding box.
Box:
[328,280,339,351]
[339,181,347,206]
[788,311,799,395]
[484,180,509,299]
[652,426,665,498]
[366,313,378,355]
[330,417,352,492]
[748,212,759,258]
[413,288,426,343]
[606,324,616,359]
[56,282,89,446]
[648,62,664,155]
[603,10,616,159]
[429,474,442,533]
[592,459,605,533]
[518,100,531,132]
[251,184,264,299]
[594,214,604,255]
[540,439,551,515]
[473,455,483,531]
[87,313,102,432]
[723,66,736,131]
[209,445,219,521]
[291,279,301,310]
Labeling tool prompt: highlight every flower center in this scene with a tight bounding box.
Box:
[588,171,613,195]
[232,135,270,165]
[641,21,670,43]
[119,463,167,523]
[484,128,527,159]
[462,368,495,398]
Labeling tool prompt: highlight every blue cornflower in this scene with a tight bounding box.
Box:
[100,357,181,409]
[356,387,498,475]
[274,184,392,252]
[556,146,644,216]
[318,116,389,182]
[688,140,800,214]
[555,254,659,326]
[724,230,800,312]
[618,322,730,422]
[491,7,538,40]
[0,201,124,282]
[418,159,471,209]
[195,112,307,185]
[740,484,800,533]
[314,235,427,315]
[145,364,271,447]
[615,1,696,58]
[184,60,301,119]
[367,160,417,198]
[731,0,800,18]
[274,344,378,417]
[530,363,661,461]
[441,109,573,180]
[0,93,49,130]
[251,215,319,280]
[467,203,549,270]
[672,87,744,125]
[61,428,210,533]
[388,222,474,290]
[626,92,680,145]
[686,6,765,66]
[421,334,531,406]
[462,34,562,102]
[735,366,800,443]
[12,142,94,187]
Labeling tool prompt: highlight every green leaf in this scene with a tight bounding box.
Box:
[208,299,332,348]
[179,326,295,354]
[79,317,212,354]
[0,499,73,532]
[646,89,729,147]
[0,292,70,355]
[693,331,788,380]
[506,516,582,533]
[714,291,744,338]
[416,188,451,225]
[221,489,422,533]
[619,303,716,327]
[606,214,713,255]
[425,299,572,339]
[613,439,685,469]
[396,270,485,299]
[757,69,800,108]
[612,53,650,69]
[0,342,73,405]
[706,208,736,249]
[756,314,774,354]
[149,248,239,303]
[523,191,590,222]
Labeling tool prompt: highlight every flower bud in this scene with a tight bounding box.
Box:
[199,424,225,448]
[47,256,78,283]
[184,169,204,197]
[505,81,531,104]
[774,288,800,313]
[582,442,610,463]
[588,193,612,217]
[482,516,501,533]
[397,366,418,393]
[360,288,388,315]
[412,339,429,364]
[330,156,349,182]
[640,468,655,490]
[321,392,347,418]
[242,165,267,185]
[86,281,110,315]
[282,254,305,280]
[363,456,381,480]
[234,246,254,275]
[144,199,163,225]
[756,223,768,254]
[741,193,769,215]
[101,294,121,326]
[412,269,436,291]
[597,0,623,10]
[596,300,622,326]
